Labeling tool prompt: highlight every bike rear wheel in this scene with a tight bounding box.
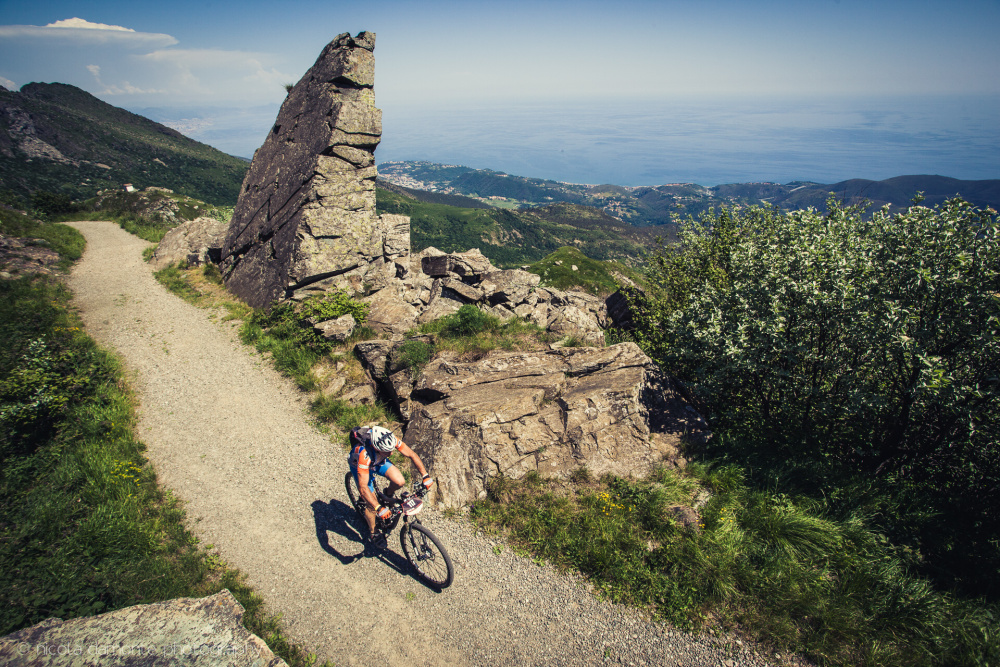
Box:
[400,522,454,588]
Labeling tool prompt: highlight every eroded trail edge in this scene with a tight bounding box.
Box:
[67,220,774,667]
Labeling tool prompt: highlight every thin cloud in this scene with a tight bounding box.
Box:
[0,19,177,47]
[0,76,15,90]
[86,63,164,96]
[137,49,292,95]
[46,18,134,32]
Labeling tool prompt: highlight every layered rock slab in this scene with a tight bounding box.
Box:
[0,590,286,666]
[220,31,408,308]
[402,342,708,508]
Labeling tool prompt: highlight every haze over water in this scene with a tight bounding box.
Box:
[377,94,1000,187]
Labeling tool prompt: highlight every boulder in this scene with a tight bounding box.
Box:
[547,305,605,346]
[313,313,356,342]
[343,383,376,405]
[219,31,411,308]
[387,368,416,420]
[0,590,286,666]
[420,249,495,279]
[416,294,463,324]
[480,269,540,307]
[404,343,706,507]
[439,278,483,303]
[150,216,228,270]
[354,340,393,381]
[363,286,419,338]
[377,213,411,256]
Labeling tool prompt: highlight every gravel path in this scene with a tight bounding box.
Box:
[66,220,782,667]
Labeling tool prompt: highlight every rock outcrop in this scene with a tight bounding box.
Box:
[0,590,286,666]
[349,248,608,343]
[204,32,706,508]
[220,31,410,309]
[150,216,228,270]
[396,343,707,508]
[0,233,61,278]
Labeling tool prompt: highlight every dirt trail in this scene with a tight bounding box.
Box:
[66,220,776,667]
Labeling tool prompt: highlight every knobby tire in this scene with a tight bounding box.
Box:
[401,522,454,589]
[344,471,364,520]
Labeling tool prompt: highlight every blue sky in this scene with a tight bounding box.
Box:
[1,0,999,183]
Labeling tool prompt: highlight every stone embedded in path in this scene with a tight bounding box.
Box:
[219,31,410,309]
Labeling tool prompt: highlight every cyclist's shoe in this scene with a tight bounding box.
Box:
[369,531,388,551]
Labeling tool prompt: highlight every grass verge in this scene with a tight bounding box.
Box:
[470,465,999,666]
[0,209,84,270]
[0,275,329,666]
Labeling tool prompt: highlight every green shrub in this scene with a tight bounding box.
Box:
[311,394,389,435]
[440,304,496,337]
[395,339,433,372]
[298,291,369,323]
[30,190,79,219]
[633,197,1000,599]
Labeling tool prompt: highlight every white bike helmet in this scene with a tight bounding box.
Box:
[369,426,396,453]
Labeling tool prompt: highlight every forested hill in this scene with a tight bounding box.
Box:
[375,187,659,268]
[0,83,248,205]
[380,161,1000,226]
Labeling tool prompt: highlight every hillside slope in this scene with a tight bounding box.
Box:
[375,187,657,267]
[0,83,248,205]
[381,161,1000,225]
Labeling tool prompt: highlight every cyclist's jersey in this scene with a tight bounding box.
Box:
[348,433,403,475]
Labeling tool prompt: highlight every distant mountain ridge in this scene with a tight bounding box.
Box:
[380,161,1000,226]
[0,83,248,205]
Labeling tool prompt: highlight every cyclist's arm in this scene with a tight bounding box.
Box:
[357,466,379,510]
[396,442,428,479]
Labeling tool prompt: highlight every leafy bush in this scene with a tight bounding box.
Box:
[298,291,369,323]
[30,190,79,219]
[633,197,1000,597]
[440,304,496,337]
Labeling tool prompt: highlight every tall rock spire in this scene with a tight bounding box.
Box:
[220,31,409,308]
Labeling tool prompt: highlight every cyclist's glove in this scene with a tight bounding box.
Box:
[376,505,392,521]
[422,475,435,490]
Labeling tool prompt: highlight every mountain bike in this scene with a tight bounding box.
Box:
[344,471,455,589]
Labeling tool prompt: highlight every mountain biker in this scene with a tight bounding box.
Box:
[348,425,434,550]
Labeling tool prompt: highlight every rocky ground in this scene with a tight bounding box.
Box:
[65,220,793,667]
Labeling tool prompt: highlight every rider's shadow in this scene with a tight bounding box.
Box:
[310,499,419,579]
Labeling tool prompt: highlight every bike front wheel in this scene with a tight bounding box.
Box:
[400,522,454,589]
[344,471,365,520]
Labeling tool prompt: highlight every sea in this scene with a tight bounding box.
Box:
[144,94,1000,188]
[376,94,1000,186]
